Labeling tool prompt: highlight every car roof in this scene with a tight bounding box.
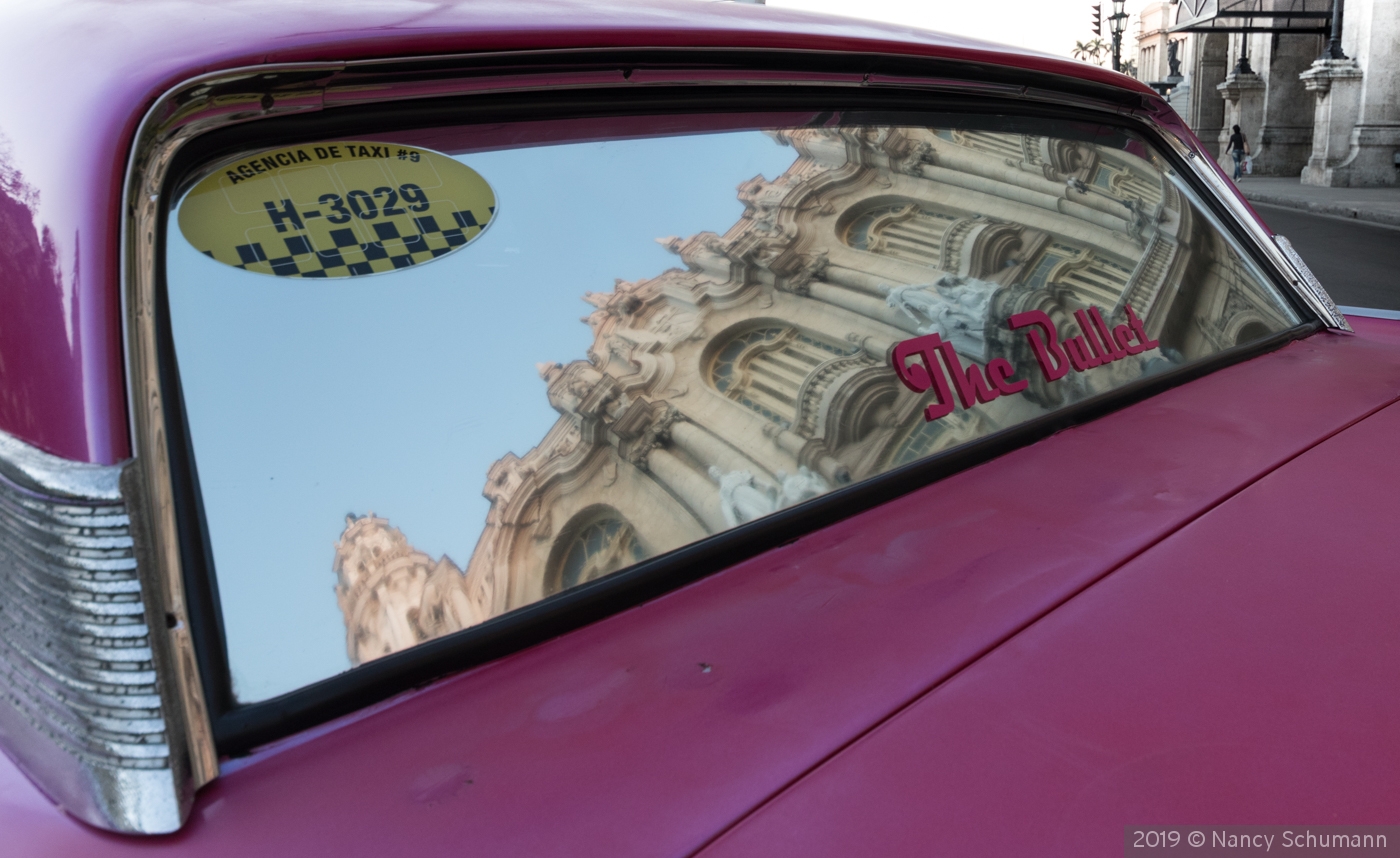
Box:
[8,0,1156,95]
[0,0,1156,465]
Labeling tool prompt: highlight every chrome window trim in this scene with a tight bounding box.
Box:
[116,48,1347,832]
[119,61,341,830]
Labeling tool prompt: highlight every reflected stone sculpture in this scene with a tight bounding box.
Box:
[882,283,946,333]
[709,465,832,528]
[1120,198,1154,244]
[777,466,830,506]
[710,466,780,528]
[882,275,999,356]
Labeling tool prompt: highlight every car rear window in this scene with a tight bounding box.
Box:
[164,112,1302,701]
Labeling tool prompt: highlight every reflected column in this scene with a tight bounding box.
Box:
[643,446,728,534]
[670,420,777,488]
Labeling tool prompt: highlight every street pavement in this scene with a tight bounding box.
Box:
[1252,203,1400,311]
[1240,177,1400,228]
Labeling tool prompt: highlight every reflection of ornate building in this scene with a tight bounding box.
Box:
[335,124,1294,666]
[334,514,488,664]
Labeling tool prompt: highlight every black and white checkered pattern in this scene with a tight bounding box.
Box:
[222,208,491,278]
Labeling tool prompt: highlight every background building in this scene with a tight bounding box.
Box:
[1136,3,1191,111]
[1160,0,1398,186]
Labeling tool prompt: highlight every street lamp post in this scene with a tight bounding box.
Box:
[1109,0,1127,73]
[1322,0,1347,60]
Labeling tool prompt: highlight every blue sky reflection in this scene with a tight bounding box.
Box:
[166,130,799,702]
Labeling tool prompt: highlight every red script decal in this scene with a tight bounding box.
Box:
[891,304,1158,422]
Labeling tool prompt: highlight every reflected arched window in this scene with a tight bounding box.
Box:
[550,514,646,595]
[1090,158,1164,209]
[1234,320,1270,346]
[844,201,961,269]
[944,129,1034,162]
[883,410,982,470]
[885,419,948,469]
[708,325,856,427]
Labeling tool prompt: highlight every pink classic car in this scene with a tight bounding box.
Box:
[1,0,1395,855]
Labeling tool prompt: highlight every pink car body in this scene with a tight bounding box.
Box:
[0,2,1390,856]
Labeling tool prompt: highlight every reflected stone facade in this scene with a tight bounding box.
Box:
[334,124,1296,666]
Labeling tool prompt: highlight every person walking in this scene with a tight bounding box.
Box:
[1228,124,1250,180]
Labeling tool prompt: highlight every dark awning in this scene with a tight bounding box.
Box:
[1169,0,1332,34]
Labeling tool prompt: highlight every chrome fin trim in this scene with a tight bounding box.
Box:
[1273,234,1351,331]
[0,429,187,832]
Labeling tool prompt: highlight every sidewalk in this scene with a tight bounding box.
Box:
[1235,177,1400,228]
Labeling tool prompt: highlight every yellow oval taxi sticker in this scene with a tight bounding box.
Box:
[177,142,496,278]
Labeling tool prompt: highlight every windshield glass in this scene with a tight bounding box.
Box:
[165,113,1302,702]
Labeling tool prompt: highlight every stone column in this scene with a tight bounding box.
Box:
[1188,34,1229,154]
[913,161,1130,234]
[1217,68,1267,175]
[1300,59,1365,185]
[1253,34,1324,176]
[1332,0,1400,186]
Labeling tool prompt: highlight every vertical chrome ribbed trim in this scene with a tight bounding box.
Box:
[0,430,182,831]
